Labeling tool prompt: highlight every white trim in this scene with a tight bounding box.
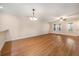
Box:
[6,32,48,41]
[51,32,79,36]
[0,40,5,51]
[0,30,8,51]
[1,31,78,51]
[16,33,47,40]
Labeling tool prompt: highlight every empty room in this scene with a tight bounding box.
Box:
[0,3,79,56]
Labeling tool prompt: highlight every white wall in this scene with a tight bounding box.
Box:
[0,14,19,41]
[51,20,79,36]
[0,13,49,41]
[14,16,49,40]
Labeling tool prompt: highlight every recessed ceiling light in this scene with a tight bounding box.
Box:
[0,6,3,8]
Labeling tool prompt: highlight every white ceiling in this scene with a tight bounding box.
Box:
[0,3,79,22]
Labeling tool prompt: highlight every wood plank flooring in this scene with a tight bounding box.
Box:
[1,33,79,56]
[0,50,1,56]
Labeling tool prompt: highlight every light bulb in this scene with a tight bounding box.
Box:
[60,19,63,22]
[30,17,37,21]
[32,17,37,21]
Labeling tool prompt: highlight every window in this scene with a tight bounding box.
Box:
[59,24,61,31]
[53,24,56,31]
[53,24,61,31]
[67,23,73,32]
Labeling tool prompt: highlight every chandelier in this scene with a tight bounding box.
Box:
[30,9,37,21]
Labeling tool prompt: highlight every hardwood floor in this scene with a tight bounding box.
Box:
[1,33,79,56]
[0,50,1,56]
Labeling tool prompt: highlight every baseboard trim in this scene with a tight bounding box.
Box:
[6,33,48,42]
[51,32,79,37]
[0,41,6,53]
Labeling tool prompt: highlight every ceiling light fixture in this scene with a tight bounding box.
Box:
[30,9,37,21]
[59,16,68,22]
